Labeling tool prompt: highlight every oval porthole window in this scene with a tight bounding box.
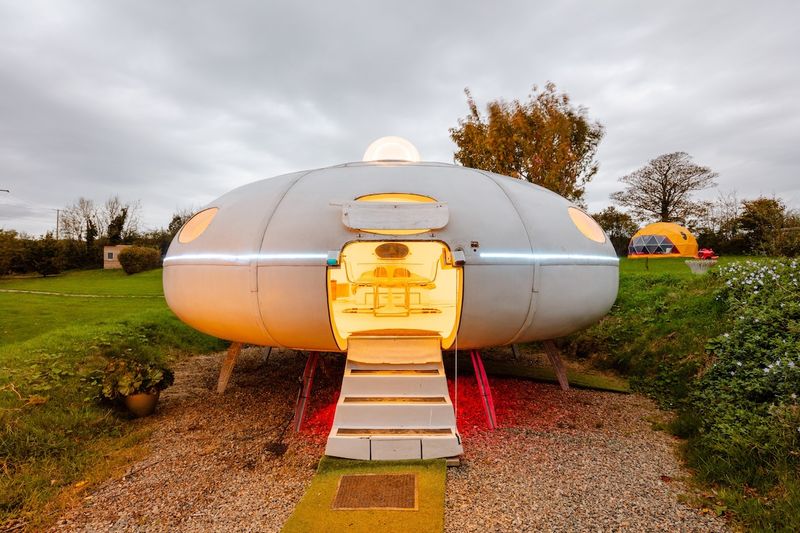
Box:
[568,207,606,243]
[178,207,218,244]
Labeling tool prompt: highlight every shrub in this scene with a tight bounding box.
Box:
[118,245,161,274]
[675,259,800,527]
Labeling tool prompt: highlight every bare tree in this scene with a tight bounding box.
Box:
[123,199,141,240]
[60,197,98,241]
[611,152,717,223]
[714,190,740,239]
[98,195,141,240]
[98,196,123,236]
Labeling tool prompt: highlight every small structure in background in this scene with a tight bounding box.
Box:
[686,247,719,275]
[103,245,131,269]
[627,222,698,259]
[697,248,718,260]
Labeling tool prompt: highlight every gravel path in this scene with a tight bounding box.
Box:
[445,385,728,532]
[53,349,728,532]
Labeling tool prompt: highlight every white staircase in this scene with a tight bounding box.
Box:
[325,335,463,460]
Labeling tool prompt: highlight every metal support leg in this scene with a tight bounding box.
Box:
[543,340,570,391]
[217,342,242,394]
[293,351,319,432]
[470,350,497,429]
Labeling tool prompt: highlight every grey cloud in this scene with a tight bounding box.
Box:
[0,0,798,235]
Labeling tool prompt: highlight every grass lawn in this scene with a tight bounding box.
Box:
[619,255,749,276]
[0,293,165,346]
[0,268,163,296]
[0,268,224,529]
[567,257,735,400]
[0,270,166,345]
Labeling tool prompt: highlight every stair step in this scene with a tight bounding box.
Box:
[336,428,454,436]
[342,396,447,404]
[349,368,441,375]
[325,335,462,460]
[332,401,455,426]
[347,336,442,364]
[341,374,448,396]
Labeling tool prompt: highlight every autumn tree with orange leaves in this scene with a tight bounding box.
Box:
[449,82,604,204]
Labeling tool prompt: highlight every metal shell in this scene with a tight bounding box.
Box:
[163,161,619,351]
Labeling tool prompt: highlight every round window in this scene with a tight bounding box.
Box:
[178,208,218,244]
[567,207,606,243]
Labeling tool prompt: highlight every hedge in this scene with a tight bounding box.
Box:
[117,246,161,275]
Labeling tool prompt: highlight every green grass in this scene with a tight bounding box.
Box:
[619,255,757,276]
[0,293,166,346]
[565,257,733,402]
[0,269,166,346]
[282,457,446,533]
[0,269,224,529]
[0,269,163,296]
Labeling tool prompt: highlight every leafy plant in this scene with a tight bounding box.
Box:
[92,358,174,400]
[83,332,176,401]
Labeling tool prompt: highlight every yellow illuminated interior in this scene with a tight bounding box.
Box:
[355,193,437,235]
[178,207,218,244]
[328,240,462,350]
[568,207,606,243]
[357,193,436,203]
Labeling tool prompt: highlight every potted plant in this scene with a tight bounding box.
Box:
[97,358,175,417]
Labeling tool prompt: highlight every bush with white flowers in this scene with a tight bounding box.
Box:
[683,259,799,490]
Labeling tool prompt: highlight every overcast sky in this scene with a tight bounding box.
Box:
[1,1,798,235]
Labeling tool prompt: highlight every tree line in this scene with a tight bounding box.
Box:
[0,196,191,276]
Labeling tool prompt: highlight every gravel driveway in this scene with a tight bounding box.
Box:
[53,348,728,532]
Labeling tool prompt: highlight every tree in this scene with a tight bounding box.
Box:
[26,232,63,276]
[450,82,604,204]
[0,230,25,275]
[611,152,717,223]
[738,197,799,256]
[107,207,128,245]
[98,195,140,241]
[592,207,639,256]
[689,191,748,254]
[60,197,97,242]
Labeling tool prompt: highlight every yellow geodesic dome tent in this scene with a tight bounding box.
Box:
[627,222,698,259]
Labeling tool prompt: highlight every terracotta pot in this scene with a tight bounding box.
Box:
[124,391,160,417]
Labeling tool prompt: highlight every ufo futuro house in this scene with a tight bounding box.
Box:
[163,137,619,460]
